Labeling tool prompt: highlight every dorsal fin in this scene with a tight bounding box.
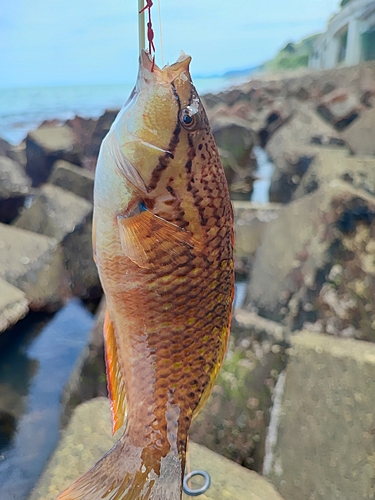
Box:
[103,309,127,434]
[117,208,202,269]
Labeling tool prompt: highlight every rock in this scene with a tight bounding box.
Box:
[265,331,375,500]
[246,181,375,336]
[212,118,257,200]
[84,109,119,172]
[65,115,98,160]
[233,201,281,283]
[30,398,284,500]
[0,223,66,310]
[294,149,375,200]
[190,309,287,472]
[0,155,31,223]
[25,124,81,186]
[342,106,375,155]
[317,88,361,130]
[7,143,27,167]
[0,137,12,156]
[0,278,28,332]
[266,104,346,203]
[14,185,99,299]
[49,160,95,202]
[257,99,293,146]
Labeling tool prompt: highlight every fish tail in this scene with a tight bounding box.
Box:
[57,434,184,500]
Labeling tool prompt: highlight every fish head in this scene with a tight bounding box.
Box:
[97,51,218,230]
[96,51,227,252]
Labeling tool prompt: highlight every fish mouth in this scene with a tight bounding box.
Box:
[138,50,192,85]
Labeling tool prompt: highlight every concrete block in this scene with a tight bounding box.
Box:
[30,398,284,500]
[49,160,95,202]
[0,278,28,332]
[0,223,65,310]
[265,331,375,500]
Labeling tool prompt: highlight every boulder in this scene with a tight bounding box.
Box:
[265,332,375,500]
[7,143,27,167]
[0,223,66,310]
[30,398,284,500]
[0,278,28,333]
[246,181,375,338]
[190,309,287,472]
[49,160,95,202]
[294,150,375,200]
[84,109,119,172]
[25,124,81,186]
[212,118,257,200]
[342,106,375,156]
[316,88,362,130]
[266,103,346,203]
[0,155,31,223]
[0,137,12,156]
[14,184,99,299]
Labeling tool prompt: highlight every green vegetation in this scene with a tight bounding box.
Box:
[265,33,320,72]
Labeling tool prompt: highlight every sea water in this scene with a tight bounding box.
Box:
[0,77,233,145]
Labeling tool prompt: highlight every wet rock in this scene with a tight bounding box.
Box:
[266,104,346,203]
[0,278,28,333]
[30,398,284,500]
[265,332,375,500]
[0,156,31,223]
[342,106,375,156]
[190,309,287,472]
[25,124,81,186]
[246,181,375,336]
[212,118,257,200]
[294,149,375,200]
[14,184,99,299]
[316,88,361,130]
[0,223,66,310]
[49,160,95,202]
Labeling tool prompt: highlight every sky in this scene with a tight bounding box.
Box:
[0,0,340,88]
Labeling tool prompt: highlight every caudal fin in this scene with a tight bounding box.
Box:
[57,434,184,500]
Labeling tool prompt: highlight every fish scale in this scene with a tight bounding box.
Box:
[58,51,233,500]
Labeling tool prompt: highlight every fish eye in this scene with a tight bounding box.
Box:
[180,108,200,131]
[183,114,193,125]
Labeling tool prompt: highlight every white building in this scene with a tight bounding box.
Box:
[309,0,375,69]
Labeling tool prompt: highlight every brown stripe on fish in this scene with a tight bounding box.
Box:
[147,83,182,193]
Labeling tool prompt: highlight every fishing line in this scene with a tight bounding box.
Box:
[157,0,164,66]
[138,0,146,52]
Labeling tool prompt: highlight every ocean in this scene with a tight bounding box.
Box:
[0,76,235,145]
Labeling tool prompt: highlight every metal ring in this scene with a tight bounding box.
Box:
[183,469,211,496]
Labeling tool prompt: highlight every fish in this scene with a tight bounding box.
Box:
[57,50,234,500]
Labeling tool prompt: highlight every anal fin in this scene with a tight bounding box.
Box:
[103,309,127,434]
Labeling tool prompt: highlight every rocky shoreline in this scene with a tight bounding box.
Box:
[0,61,375,499]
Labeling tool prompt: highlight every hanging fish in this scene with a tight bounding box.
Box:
[57,50,234,500]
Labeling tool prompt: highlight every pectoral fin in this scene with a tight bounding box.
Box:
[118,208,202,269]
[103,309,127,434]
